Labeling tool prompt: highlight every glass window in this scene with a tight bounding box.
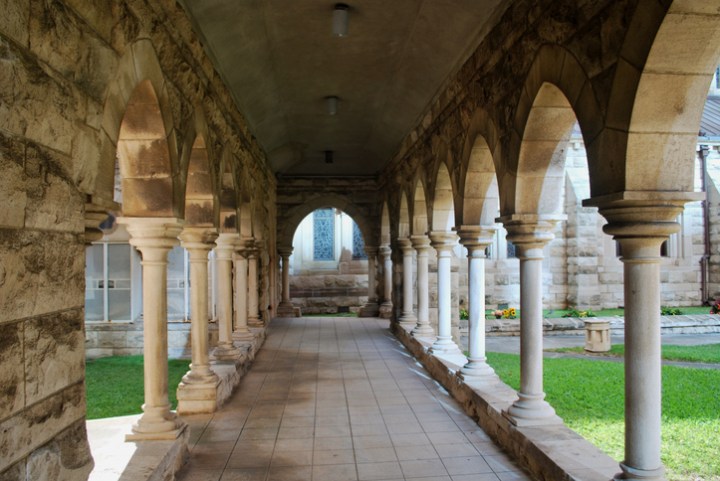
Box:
[85,243,133,322]
[352,222,367,259]
[313,208,335,260]
[167,246,189,321]
[506,241,517,259]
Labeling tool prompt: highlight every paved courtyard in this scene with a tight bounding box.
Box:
[177,317,532,481]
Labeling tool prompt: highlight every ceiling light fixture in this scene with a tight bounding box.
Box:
[324,150,334,164]
[325,96,339,115]
[332,4,349,37]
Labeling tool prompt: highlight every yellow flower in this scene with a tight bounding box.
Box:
[509,307,516,317]
[502,309,509,318]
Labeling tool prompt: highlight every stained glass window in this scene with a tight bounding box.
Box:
[313,208,335,260]
[352,222,367,259]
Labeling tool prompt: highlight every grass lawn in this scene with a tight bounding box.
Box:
[85,355,189,420]
[549,344,720,364]
[487,352,720,481]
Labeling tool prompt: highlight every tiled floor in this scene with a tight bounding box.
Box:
[177,317,533,481]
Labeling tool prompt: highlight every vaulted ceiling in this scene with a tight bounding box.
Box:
[179,0,507,176]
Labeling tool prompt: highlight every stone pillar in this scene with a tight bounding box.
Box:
[359,246,380,317]
[410,235,433,337]
[276,247,296,317]
[429,231,461,354]
[118,217,186,440]
[177,227,220,414]
[213,233,242,361]
[585,193,700,481]
[398,238,417,328]
[378,245,393,318]
[246,238,262,327]
[457,225,497,381]
[499,215,562,426]
[233,238,253,342]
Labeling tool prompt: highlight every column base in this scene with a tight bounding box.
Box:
[398,313,417,328]
[126,414,187,441]
[247,316,263,327]
[429,336,462,355]
[613,463,666,480]
[411,324,434,338]
[359,302,380,317]
[176,378,221,415]
[459,360,497,382]
[503,392,562,427]
[232,329,255,342]
[276,302,296,318]
[212,344,243,362]
[378,302,393,319]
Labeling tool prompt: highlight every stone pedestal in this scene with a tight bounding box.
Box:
[233,238,254,342]
[177,227,221,414]
[398,238,417,328]
[500,215,563,427]
[584,320,611,353]
[585,191,701,481]
[378,245,393,319]
[457,226,497,382]
[213,233,242,361]
[410,235,434,337]
[119,217,187,440]
[276,247,296,317]
[359,246,380,317]
[429,231,462,354]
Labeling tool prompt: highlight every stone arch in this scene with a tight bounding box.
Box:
[94,39,176,208]
[116,79,177,217]
[503,45,601,215]
[398,190,411,239]
[411,175,429,236]
[183,133,216,227]
[218,149,239,233]
[278,194,375,250]
[458,109,501,226]
[599,0,720,195]
[380,202,391,246]
[431,161,456,231]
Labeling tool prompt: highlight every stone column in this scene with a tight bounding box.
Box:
[118,217,186,440]
[429,231,461,354]
[457,226,497,381]
[499,215,562,426]
[246,238,262,327]
[233,238,253,342]
[585,193,700,481]
[276,247,296,317]
[378,245,393,318]
[398,238,417,328]
[177,227,220,414]
[213,233,242,361]
[359,246,380,317]
[410,235,433,337]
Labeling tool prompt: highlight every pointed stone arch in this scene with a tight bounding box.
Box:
[218,149,239,233]
[411,176,429,236]
[380,202,391,246]
[398,190,411,239]
[431,162,456,231]
[183,133,217,227]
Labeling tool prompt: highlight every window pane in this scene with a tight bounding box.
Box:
[107,244,132,321]
[167,246,188,320]
[313,208,335,260]
[352,222,367,259]
[85,245,104,321]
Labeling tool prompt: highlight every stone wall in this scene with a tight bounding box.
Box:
[0,0,274,478]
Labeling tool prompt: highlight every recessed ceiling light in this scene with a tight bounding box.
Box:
[332,4,349,37]
[325,96,339,115]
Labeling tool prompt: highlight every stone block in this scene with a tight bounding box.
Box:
[24,309,85,406]
[26,419,93,481]
[0,321,25,421]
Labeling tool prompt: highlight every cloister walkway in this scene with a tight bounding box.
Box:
[177,317,533,481]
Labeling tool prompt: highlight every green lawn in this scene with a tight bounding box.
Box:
[549,344,720,364]
[85,355,189,420]
[487,352,720,481]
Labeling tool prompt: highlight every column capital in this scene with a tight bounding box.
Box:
[379,245,392,257]
[496,214,563,249]
[583,190,702,240]
[455,225,496,251]
[410,234,431,251]
[278,246,294,257]
[117,217,183,257]
[428,231,458,252]
[397,237,413,251]
[214,232,237,260]
[179,227,218,251]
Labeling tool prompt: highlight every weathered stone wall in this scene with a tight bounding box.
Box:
[1,0,274,478]
[290,271,368,314]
